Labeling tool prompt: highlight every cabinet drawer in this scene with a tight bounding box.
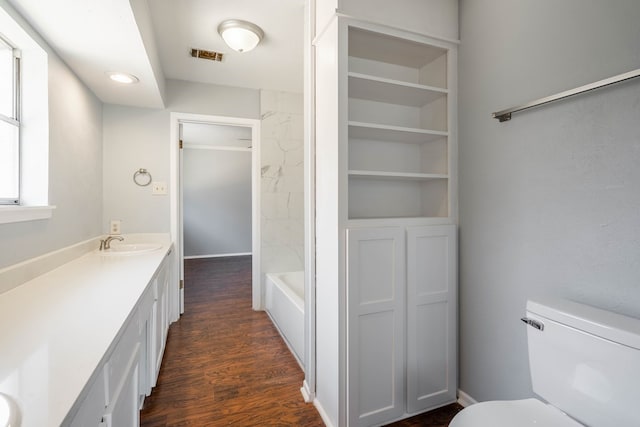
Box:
[104,316,139,407]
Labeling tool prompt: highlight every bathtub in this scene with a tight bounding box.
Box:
[265,271,304,366]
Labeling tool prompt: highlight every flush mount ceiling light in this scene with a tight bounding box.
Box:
[217,19,264,53]
[106,72,139,84]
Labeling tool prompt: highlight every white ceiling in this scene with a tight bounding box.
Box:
[150,0,304,93]
[6,0,305,108]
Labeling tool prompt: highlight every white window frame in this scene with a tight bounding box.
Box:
[0,4,54,224]
[0,35,21,205]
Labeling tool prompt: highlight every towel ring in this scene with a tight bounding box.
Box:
[133,168,152,186]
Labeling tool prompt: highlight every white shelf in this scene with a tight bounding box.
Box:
[349,28,447,70]
[348,121,447,143]
[344,25,454,223]
[348,72,447,107]
[349,170,448,180]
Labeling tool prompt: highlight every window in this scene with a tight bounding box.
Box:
[0,36,20,205]
[0,4,52,224]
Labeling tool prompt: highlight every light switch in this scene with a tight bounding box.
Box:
[152,182,167,195]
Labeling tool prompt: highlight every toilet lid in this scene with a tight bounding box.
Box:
[449,398,583,427]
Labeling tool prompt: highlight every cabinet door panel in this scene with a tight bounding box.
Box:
[152,262,169,386]
[104,344,140,427]
[69,371,106,427]
[105,315,139,407]
[414,301,448,398]
[357,310,399,417]
[406,225,456,413]
[347,227,405,426]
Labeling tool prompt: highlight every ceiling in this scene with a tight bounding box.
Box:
[6,0,305,109]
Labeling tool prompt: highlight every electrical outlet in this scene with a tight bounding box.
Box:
[110,220,121,235]
[152,182,167,195]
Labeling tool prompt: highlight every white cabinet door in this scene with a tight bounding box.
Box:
[406,225,457,413]
[104,344,140,427]
[347,227,405,427]
[137,286,155,408]
[69,371,106,427]
[152,261,169,385]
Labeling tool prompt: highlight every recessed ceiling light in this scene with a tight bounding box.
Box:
[106,72,139,84]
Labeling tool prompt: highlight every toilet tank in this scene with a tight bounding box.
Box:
[525,298,640,427]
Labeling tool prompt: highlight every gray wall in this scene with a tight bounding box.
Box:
[102,79,259,234]
[182,123,252,257]
[0,0,103,269]
[458,0,640,401]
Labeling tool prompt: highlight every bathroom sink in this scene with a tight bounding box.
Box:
[99,243,162,255]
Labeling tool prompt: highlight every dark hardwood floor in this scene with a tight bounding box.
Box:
[140,256,462,426]
[385,403,462,426]
[140,256,323,426]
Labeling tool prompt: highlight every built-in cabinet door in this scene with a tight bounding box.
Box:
[152,262,169,385]
[347,227,405,427]
[69,370,106,427]
[406,225,457,413]
[103,344,140,427]
[137,286,155,408]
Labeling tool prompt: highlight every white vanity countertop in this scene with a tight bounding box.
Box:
[0,234,172,427]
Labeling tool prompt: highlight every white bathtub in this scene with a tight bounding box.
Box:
[265,271,304,366]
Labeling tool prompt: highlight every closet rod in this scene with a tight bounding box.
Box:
[492,68,640,122]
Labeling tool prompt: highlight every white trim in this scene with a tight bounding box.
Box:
[457,390,478,407]
[300,381,313,403]
[313,398,336,427]
[0,205,55,224]
[170,112,262,312]
[303,0,317,404]
[0,4,50,211]
[183,252,251,260]
[335,10,461,45]
[182,143,252,152]
[0,234,100,294]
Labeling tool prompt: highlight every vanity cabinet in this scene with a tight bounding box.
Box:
[347,225,456,426]
[70,319,141,427]
[67,249,174,427]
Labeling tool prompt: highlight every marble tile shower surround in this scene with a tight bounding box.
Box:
[260,90,304,274]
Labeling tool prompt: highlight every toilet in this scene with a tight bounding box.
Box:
[450,297,640,427]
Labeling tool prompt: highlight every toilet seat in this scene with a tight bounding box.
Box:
[449,398,583,427]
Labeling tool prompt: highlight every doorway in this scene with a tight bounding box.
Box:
[170,113,261,312]
[181,123,252,260]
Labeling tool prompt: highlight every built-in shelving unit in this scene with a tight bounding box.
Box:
[314,14,459,427]
[347,27,453,220]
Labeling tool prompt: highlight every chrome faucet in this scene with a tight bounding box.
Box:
[100,235,124,250]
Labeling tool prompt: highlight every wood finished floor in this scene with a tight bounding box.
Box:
[140,256,462,426]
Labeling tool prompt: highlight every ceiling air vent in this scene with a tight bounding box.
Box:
[190,48,224,62]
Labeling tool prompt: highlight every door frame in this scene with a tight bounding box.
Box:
[170,113,262,311]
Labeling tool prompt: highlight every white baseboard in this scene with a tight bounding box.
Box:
[300,380,315,403]
[457,389,478,407]
[183,252,251,259]
[313,398,335,427]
